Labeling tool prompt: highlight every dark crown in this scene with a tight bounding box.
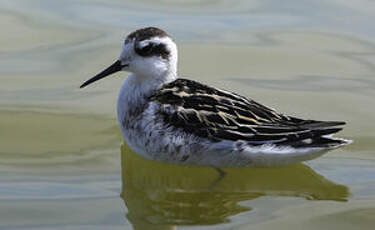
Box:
[125,27,168,43]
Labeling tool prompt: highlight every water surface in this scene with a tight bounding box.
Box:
[1,0,375,229]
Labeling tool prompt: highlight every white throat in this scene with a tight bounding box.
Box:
[124,71,176,95]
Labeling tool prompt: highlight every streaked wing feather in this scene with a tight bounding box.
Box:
[150,79,345,146]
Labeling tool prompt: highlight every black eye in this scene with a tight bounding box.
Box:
[136,43,154,56]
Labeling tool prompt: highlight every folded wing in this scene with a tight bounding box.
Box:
[150,79,347,148]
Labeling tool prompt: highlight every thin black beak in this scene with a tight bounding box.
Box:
[80,60,126,88]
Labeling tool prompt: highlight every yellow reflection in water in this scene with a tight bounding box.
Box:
[120,143,349,229]
[0,110,119,156]
[0,109,122,173]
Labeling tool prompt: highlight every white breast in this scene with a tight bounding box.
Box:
[117,73,176,149]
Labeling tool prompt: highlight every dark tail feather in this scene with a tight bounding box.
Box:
[284,126,350,148]
[311,127,343,137]
[291,136,351,148]
[299,121,346,129]
[290,127,350,148]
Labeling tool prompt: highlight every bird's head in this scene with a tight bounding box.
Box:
[80,27,178,88]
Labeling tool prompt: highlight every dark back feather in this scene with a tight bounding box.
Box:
[149,79,346,147]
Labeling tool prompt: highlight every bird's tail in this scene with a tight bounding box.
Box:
[245,121,352,167]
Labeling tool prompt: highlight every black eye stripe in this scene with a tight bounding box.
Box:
[135,42,170,59]
[139,44,154,54]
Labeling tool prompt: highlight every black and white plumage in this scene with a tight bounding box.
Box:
[81,27,351,167]
[151,78,346,147]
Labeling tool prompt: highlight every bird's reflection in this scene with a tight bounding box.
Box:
[120,143,349,230]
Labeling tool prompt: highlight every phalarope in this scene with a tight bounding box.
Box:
[81,27,351,167]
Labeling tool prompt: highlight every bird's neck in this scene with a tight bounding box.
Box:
[126,71,177,95]
[117,72,176,128]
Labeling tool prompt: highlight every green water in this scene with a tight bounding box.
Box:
[1,0,375,229]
